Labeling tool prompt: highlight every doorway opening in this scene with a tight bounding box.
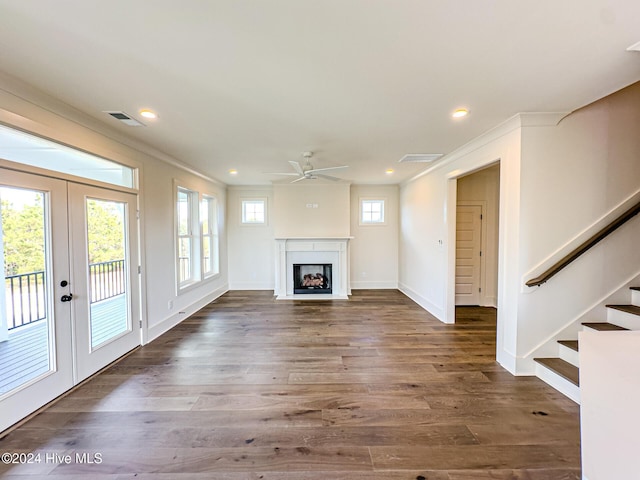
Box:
[454,163,500,315]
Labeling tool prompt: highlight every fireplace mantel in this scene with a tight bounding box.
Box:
[274,237,352,300]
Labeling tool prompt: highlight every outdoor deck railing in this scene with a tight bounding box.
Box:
[5,259,126,330]
[5,271,46,330]
[89,259,126,303]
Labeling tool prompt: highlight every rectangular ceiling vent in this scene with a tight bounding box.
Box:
[627,41,640,52]
[104,111,145,127]
[399,153,444,163]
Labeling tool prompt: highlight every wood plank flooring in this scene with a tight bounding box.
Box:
[0,290,581,479]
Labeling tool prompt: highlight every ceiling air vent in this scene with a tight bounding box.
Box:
[104,111,145,127]
[399,153,444,163]
[627,41,640,52]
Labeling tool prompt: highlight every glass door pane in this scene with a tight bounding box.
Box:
[68,183,140,382]
[0,187,51,394]
[0,168,73,434]
[86,198,128,348]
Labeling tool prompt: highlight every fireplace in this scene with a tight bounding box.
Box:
[293,264,332,294]
[274,237,351,299]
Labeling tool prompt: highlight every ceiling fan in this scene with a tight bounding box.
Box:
[267,151,348,183]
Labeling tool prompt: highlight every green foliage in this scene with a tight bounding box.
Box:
[1,196,46,276]
[86,199,125,264]
[2,193,125,276]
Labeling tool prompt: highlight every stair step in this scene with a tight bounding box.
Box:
[606,304,640,316]
[534,357,580,386]
[582,322,628,331]
[558,340,579,351]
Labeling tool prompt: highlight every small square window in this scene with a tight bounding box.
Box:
[242,199,266,224]
[360,199,385,225]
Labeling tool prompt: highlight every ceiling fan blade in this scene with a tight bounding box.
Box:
[290,176,307,184]
[289,160,305,175]
[306,165,349,174]
[315,174,341,181]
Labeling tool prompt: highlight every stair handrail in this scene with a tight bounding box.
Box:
[526,200,640,287]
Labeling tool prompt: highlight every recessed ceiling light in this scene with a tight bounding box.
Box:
[452,108,469,118]
[139,109,158,119]
[228,169,238,175]
[385,169,394,174]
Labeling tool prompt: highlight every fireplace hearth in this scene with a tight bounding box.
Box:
[293,264,332,294]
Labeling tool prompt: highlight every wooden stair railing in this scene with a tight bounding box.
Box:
[526,200,640,287]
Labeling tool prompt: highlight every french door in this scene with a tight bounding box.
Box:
[0,168,140,432]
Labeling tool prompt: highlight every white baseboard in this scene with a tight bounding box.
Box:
[398,282,446,322]
[146,284,228,343]
[228,281,274,290]
[350,280,398,289]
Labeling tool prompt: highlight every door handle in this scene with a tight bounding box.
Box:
[61,294,73,302]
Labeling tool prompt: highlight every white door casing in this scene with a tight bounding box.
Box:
[0,169,140,432]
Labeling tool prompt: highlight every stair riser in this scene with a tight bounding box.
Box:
[632,289,640,307]
[535,364,581,404]
[559,344,579,367]
[606,309,640,330]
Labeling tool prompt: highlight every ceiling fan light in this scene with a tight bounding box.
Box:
[452,108,469,118]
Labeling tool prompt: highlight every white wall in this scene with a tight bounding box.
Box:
[400,81,640,375]
[350,184,398,289]
[580,330,640,480]
[399,116,524,371]
[273,183,350,238]
[457,164,500,306]
[143,164,228,341]
[0,72,229,344]
[227,186,275,290]
[516,83,640,368]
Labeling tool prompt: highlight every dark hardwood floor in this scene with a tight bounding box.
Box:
[0,290,581,479]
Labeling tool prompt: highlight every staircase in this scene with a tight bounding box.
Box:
[534,286,640,403]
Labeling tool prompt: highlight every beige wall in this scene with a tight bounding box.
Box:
[350,185,399,289]
[227,186,275,289]
[227,182,400,290]
[273,183,351,238]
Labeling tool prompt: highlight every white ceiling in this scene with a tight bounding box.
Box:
[0,0,638,185]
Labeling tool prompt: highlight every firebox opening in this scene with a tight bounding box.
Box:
[293,264,332,294]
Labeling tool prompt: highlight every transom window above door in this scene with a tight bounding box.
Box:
[0,124,136,189]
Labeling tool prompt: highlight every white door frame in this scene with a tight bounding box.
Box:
[68,183,141,382]
[0,168,74,432]
[0,168,141,432]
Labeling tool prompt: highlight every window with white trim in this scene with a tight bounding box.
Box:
[177,187,199,288]
[360,199,385,225]
[201,195,219,277]
[241,199,266,224]
[176,185,220,291]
